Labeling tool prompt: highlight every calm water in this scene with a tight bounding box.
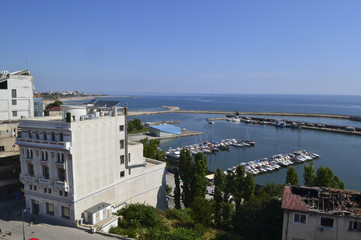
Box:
[73,94,361,190]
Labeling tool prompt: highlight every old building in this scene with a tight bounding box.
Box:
[16,101,166,225]
[281,185,361,240]
[0,70,34,121]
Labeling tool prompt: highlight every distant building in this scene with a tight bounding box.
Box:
[0,70,34,121]
[281,185,361,240]
[17,102,166,225]
[148,124,181,137]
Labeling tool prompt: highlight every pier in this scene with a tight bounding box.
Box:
[128,108,361,136]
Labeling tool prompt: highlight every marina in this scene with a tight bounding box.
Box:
[227,150,319,176]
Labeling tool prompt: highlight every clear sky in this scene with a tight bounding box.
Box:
[1,0,361,95]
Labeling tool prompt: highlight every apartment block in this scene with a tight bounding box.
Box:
[16,101,166,225]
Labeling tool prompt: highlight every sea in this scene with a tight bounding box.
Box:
[70,94,361,190]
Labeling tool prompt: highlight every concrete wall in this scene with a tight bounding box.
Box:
[282,210,361,240]
[0,74,34,121]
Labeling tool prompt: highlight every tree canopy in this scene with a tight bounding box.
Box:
[285,166,299,185]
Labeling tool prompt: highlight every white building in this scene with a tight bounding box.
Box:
[16,101,166,225]
[0,70,34,121]
[281,185,361,240]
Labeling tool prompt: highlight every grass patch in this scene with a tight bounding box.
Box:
[128,127,149,134]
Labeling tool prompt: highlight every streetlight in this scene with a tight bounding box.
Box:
[21,209,27,240]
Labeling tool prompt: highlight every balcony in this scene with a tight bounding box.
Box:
[16,138,70,150]
[55,180,69,191]
[23,175,36,182]
[39,177,51,185]
[55,162,65,169]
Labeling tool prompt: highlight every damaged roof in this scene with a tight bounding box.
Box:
[282,185,361,218]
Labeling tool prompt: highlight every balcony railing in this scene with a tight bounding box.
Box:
[39,177,51,185]
[16,138,70,150]
[55,180,69,191]
[23,175,36,182]
[55,162,65,168]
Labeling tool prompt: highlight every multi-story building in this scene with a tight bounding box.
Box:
[16,101,166,225]
[281,185,361,240]
[0,122,21,200]
[0,69,34,121]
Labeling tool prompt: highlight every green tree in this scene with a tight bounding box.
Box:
[191,197,213,226]
[140,138,166,161]
[314,166,345,189]
[191,152,208,201]
[46,100,63,110]
[213,168,225,226]
[243,173,255,202]
[303,162,316,186]
[174,168,181,209]
[178,149,194,208]
[233,165,246,213]
[285,166,299,185]
[223,173,235,203]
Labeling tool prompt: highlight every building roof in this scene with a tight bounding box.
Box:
[282,186,361,217]
[84,202,111,214]
[149,124,181,135]
[88,99,121,107]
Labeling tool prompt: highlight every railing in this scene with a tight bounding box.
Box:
[24,175,36,182]
[39,177,51,185]
[55,180,69,191]
[55,162,65,168]
[16,138,71,150]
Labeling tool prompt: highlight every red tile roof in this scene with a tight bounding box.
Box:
[281,186,308,212]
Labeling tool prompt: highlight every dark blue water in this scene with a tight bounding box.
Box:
[71,94,361,190]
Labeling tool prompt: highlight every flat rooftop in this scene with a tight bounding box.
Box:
[282,186,361,218]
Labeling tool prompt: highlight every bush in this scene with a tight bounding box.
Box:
[166,227,203,240]
[165,208,194,226]
[118,203,164,229]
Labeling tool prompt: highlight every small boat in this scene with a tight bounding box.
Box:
[208,121,215,124]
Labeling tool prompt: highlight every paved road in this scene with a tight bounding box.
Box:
[0,200,117,240]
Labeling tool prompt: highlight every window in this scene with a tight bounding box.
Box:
[349,221,361,231]
[58,168,65,181]
[30,150,33,158]
[44,188,47,193]
[46,203,54,215]
[11,89,17,98]
[26,149,30,158]
[120,155,125,164]
[27,163,34,176]
[64,191,68,197]
[0,146,4,152]
[51,132,55,141]
[59,133,63,142]
[119,125,124,131]
[43,132,47,140]
[61,206,70,219]
[12,100,17,105]
[36,132,39,139]
[48,188,52,194]
[29,185,32,190]
[320,217,334,228]
[12,111,17,117]
[59,190,63,196]
[120,171,125,178]
[120,140,124,149]
[42,165,49,179]
[34,185,37,191]
[29,131,33,138]
[293,213,307,224]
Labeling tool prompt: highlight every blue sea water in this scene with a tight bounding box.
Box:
[71,94,361,190]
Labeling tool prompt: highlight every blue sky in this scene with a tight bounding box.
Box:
[1,0,361,95]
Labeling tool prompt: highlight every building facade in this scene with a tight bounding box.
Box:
[0,122,21,200]
[281,185,361,240]
[17,103,166,225]
[0,70,34,121]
